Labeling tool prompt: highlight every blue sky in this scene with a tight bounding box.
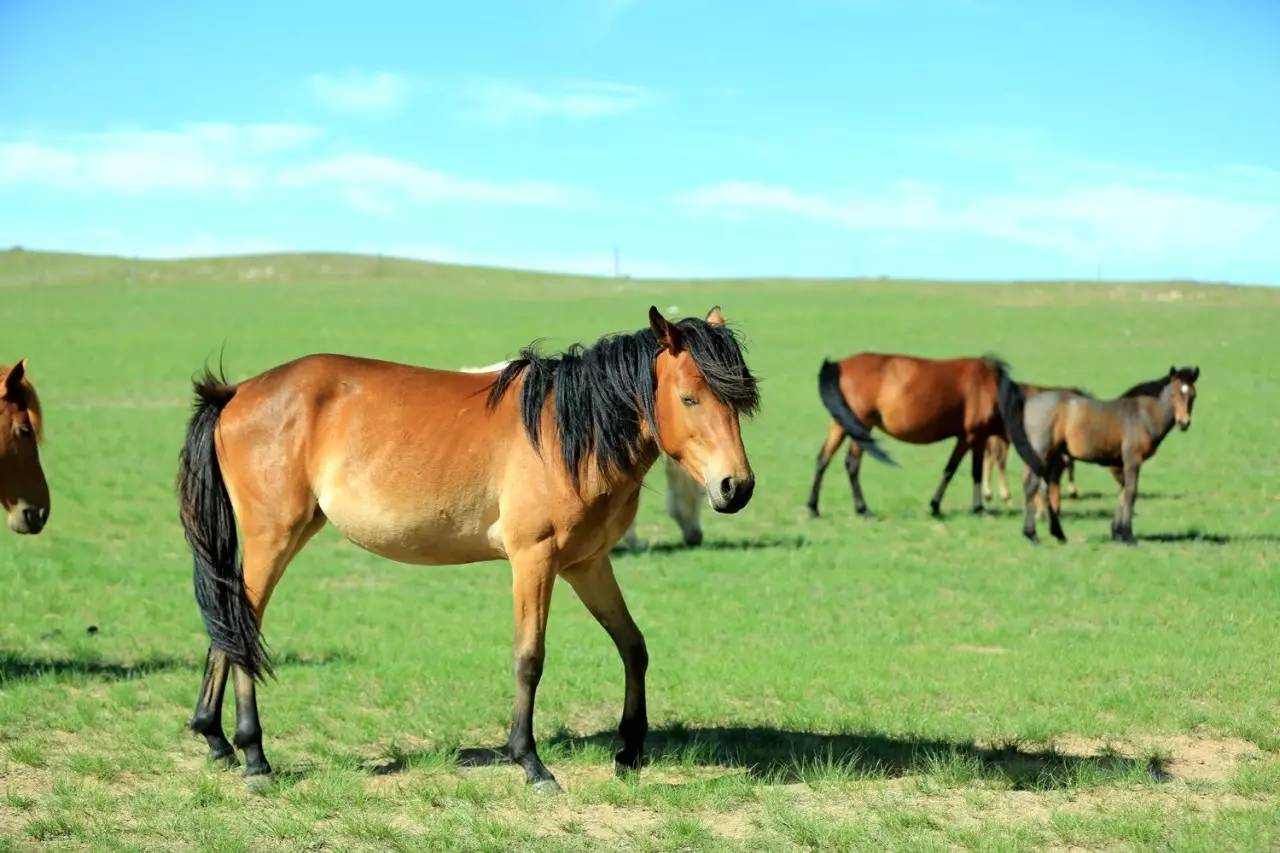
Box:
[2,0,1278,282]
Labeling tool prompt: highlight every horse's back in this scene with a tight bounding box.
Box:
[839,353,995,442]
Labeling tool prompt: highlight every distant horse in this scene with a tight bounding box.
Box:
[461,362,704,549]
[806,354,1043,518]
[622,456,705,549]
[1019,366,1199,545]
[982,382,1089,505]
[0,361,49,535]
[179,307,758,792]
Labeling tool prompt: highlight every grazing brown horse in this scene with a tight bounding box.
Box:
[179,307,758,791]
[0,361,50,535]
[806,354,1043,518]
[1019,367,1199,545]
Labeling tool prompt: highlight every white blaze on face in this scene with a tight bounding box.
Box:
[1181,384,1190,395]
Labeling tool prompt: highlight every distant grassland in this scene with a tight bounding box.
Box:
[1,250,1278,851]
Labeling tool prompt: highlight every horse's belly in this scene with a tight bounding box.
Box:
[318,487,505,566]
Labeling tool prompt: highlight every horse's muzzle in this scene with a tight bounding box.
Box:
[1178,418,1191,432]
[10,504,48,535]
[710,475,755,514]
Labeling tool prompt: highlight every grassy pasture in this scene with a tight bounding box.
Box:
[1,249,1278,850]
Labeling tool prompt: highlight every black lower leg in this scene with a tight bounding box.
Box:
[508,652,556,787]
[1022,472,1041,543]
[970,442,985,513]
[614,637,649,774]
[189,647,235,763]
[845,449,868,515]
[931,441,967,516]
[232,667,272,778]
[806,449,832,517]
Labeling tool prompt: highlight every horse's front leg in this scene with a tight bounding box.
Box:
[507,546,560,792]
[563,554,648,777]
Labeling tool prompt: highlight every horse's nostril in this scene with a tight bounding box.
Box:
[719,477,734,498]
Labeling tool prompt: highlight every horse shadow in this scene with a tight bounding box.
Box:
[1135,529,1280,545]
[0,650,346,685]
[442,725,1164,791]
[613,535,809,557]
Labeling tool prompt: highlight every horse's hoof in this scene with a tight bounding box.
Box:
[855,505,870,517]
[244,772,274,793]
[1024,532,1039,545]
[614,761,641,780]
[929,503,943,518]
[807,506,820,519]
[208,748,238,769]
[531,778,563,796]
[684,530,703,547]
[972,505,985,516]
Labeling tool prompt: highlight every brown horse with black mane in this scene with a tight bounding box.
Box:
[178,307,757,792]
[806,354,1043,518]
[1020,366,1199,545]
[0,361,50,535]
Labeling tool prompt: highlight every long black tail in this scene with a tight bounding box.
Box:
[993,365,1046,479]
[177,369,270,681]
[818,360,893,464]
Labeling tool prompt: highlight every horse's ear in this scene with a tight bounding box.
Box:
[3,360,26,399]
[649,306,683,352]
[705,305,727,326]
[1169,365,1177,377]
[1192,366,1200,382]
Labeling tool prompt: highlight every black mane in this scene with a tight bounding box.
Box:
[1121,367,1197,399]
[486,318,759,484]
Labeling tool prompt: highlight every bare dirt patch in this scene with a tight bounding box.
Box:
[1050,734,1262,782]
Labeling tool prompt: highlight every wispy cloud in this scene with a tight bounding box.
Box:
[0,123,582,210]
[279,153,584,210]
[465,78,651,125]
[0,123,320,194]
[309,71,413,115]
[685,172,1280,267]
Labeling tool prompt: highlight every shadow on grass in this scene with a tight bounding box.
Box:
[542,725,1166,790]
[1135,528,1280,545]
[0,650,346,685]
[613,535,809,557]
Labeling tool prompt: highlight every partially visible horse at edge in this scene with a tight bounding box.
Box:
[178,307,758,793]
[0,360,49,535]
[806,354,1043,518]
[1020,366,1199,545]
[983,381,1091,506]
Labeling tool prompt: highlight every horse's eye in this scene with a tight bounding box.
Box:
[17,424,33,437]
[681,396,698,407]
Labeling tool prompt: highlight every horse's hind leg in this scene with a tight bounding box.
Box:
[563,555,648,777]
[190,647,234,765]
[1066,457,1079,498]
[230,507,326,779]
[845,441,869,515]
[1046,461,1066,543]
[806,420,846,517]
[929,439,969,517]
[1021,466,1042,544]
[969,438,986,514]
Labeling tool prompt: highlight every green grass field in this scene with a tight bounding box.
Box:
[2,249,1278,851]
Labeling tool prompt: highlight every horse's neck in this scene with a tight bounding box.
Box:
[1139,388,1176,445]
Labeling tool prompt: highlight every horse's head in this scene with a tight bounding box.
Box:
[649,306,758,513]
[0,361,49,534]
[1167,365,1199,431]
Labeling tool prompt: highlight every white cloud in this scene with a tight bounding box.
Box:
[309,71,412,115]
[0,123,321,194]
[465,78,650,124]
[279,153,583,207]
[0,123,582,210]
[684,179,1280,265]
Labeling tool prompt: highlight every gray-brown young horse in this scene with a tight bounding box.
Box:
[1020,366,1199,545]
